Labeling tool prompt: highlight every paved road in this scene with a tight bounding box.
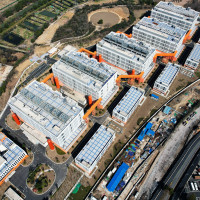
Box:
[151,133,200,200]
[171,150,200,200]
[0,106,73,200]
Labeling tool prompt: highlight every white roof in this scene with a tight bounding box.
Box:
[9,81,82,137]
[187,43,200,63]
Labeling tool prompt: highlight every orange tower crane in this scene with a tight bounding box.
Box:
[47,139,55,150]
[12,113,21,125]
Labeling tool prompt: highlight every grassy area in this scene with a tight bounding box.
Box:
[68,185,91,200]
[150,109,157,116]
[55,146,66,155]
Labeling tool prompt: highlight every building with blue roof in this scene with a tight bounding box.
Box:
[153,63,179,96]
[163,106,172,115]
[150,94,159,101]
[106,162,129,192]
[137,122,155,141]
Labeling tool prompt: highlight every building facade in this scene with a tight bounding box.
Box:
[52,51,118,106]
[0,132,27,186]
[112,86,145,124]
[153,63,180,95]
[151,1,199,34]
[9,81,86,152]
[96,32,156,78]
[132,17,186,53]
[185,43,200,70]
[75,125,115,174]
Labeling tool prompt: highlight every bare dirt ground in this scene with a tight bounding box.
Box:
[46,146,69,164]
[137,105,200,199]
[0,58,32,113]
[133,9,149,24]
[21,149,34,167]
[0,181,11,199]
[90,12,120,27]
[5,113,20,130]
[51,166,82,200]
[88,6,129,22]
[35,10,75,45]
[34,46,52,57]
[0,0,16,9]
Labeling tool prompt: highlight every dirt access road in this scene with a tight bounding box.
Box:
[137,106,200,199]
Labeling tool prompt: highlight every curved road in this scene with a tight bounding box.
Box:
[151,132,200,200]
[0,106,73,200]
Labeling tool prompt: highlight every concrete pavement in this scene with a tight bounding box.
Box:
[0,106,73,200]
[151,132,200,200]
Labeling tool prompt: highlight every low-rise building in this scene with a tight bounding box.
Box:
[153,63,180,96]
[96,31,156,78]
[8,81,87,152]
[112,86,145,124]
[75,125,115,174]
[185,43,200,70]
[52,51,118,107]
[132,17,187,54]
[151,1,199,35]
[0,132,27,186]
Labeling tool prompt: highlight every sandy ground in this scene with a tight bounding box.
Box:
[88,6,129,22]
[0,0,15,9]
[0,181,11,199]
[90,12,120,27]
[35,10,75,45]
[137,106,200,199]
[46,146,69,164]
[5,113,20,130]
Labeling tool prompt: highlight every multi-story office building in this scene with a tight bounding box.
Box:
[185,43,200,70]
[132,17,187,54]
[112,86,145,124]
[153,63,180,95]
[9,81,87,152]
[96,32,156,78]
[0,132,27,186]
[75,125,115,174]
[151,1,199,35]
[52,51,118,107]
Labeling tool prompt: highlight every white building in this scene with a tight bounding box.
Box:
[52,51,118,107]
[153,63,180,96]
[112,86,145,124]
[151,1,199,35]
[96,32,156,78]
[8,81,87,152]
[75,125,115,174]
[132,17,187,54]
[0,132,27,186]
[185,43,200,70]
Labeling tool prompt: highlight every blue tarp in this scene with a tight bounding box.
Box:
[147,129,155,137]
[163,106,172,115]
[106,162,129,192]
[151,94,159,100]
[128,151,134,156]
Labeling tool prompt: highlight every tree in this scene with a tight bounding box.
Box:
[187,194,196,200]
[97,19,103,24]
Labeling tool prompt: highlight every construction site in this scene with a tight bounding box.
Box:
[1,0,200,200]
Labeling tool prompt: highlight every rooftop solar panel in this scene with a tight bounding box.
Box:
[75,125,114,167]
[156,63,179,86]
[188,44,200,62]
[113,86,144,117]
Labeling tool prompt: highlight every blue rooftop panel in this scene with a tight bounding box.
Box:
[151,94,159,99]
[106,162,129,192]
[163,106,172,115]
